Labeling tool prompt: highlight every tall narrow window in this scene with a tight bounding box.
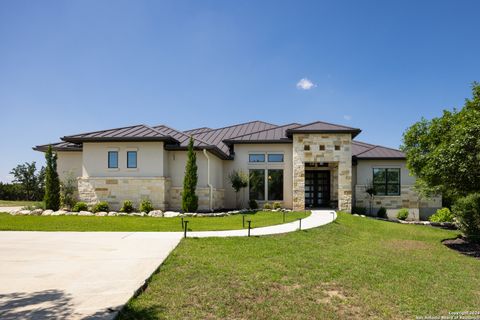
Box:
[373,168,400,196]
[249,169,265,200]
[127,151,137,168]
[268,169,283,201]
[108,151,118,169]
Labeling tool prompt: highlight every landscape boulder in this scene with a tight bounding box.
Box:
[78,211,94,216]
[42,210,54,216]
[164,211,180,218]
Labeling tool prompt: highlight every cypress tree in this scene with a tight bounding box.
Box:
[182,137,198,212]
[44,145,60,210]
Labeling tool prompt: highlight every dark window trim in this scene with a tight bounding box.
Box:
[372,168,401,196]
[127,151,137,168]
[108,151,118,169]
[267,169,284,201]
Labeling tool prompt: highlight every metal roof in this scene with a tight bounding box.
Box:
[183,127,213,135]
[224,123,301,144]
[286,121,361,138]
[33,141,82,152]
[352,141,405,159]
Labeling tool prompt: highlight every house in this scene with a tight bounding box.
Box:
[34,120,441,218]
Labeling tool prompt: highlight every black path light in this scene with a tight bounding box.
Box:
[183,220,189,238]
[247,219,252,237]
[298,218,302,231]
[283,210,286,223]
[242,214,245,229]
[181,217,184,229]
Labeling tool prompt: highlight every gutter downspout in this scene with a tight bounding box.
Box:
[203,149,214,212]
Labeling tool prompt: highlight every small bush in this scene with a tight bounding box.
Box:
[92,201,109,213]
[352,206,367,215]
[429,207,454,223]
[397,208,409,220]
[248,199,258,210]
[263,202,272,210]
[120,200,135,213]
[452,193,480,243]
[273,202,282,209]
[139,199,154,213]
[377,207,387,218]
[72,202,88,212]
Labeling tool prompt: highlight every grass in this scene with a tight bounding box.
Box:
[118,212,480,320]
[0,211,309,232]
[0,200,43,207]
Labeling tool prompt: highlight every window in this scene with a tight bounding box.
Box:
[267,154,284,162]
[249,154,265,162]
[249,169,265,200]
[108,151,118,168]
[304,145,310,151]
[373,168,400,196]
[268,169,283,200]
[127,151,137,168]
[335,145,341,151]
[319,145,325,151]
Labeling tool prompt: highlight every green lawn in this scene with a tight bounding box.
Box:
[0,200,43,207]
[118,212,479,320]
[0,211,309,232]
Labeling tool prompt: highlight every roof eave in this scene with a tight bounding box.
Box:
[164,145,230,160]
[223,139,293,146]
[353,156,406,160]
[61,136,177,143]
[286,129,362,138]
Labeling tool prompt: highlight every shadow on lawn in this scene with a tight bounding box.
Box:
[116,304,165,320]
[0,289,76,320]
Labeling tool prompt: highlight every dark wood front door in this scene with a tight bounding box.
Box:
[305,170,330,208]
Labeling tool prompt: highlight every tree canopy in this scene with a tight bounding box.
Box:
[9,161,45,201]
[401,82,480,202]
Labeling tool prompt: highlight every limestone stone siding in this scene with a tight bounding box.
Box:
[355,184,442,218]
[292,133,352,212]
[78,177,170,210]
[169,187,225,211]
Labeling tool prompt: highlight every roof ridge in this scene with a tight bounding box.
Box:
[354,143,403,157]
[192,120,277,135]
[225,123,301,141]
[183,127,213,133]
[151,124,213,146]
[293,120,360,131]
[62,124,149,139]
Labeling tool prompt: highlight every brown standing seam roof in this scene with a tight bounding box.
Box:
[224,123,301,144]
[286,120,361,137]
[33,141,82,152]
[352,141,405,159]
[183,127,213,135]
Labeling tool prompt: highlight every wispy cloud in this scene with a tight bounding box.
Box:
[343,115,352,121]
[296,78,316,90]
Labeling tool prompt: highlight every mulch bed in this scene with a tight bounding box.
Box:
[443,237,480,259]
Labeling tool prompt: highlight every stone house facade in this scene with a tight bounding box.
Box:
[35,120,441,217]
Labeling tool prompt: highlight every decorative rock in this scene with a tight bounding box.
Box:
[148,210,163,217]
[52,210,68,216]
[31,209,43,216]
[132,212,145,217]
[108,211,117,216]
[42,210,54,216]
[164,211,180,218]
[95,211,108,216]
[18,210,31,215]
[78,211,94,216]
[65,211,78,216]
[117,212,127,216]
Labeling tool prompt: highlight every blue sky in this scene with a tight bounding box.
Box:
[1,0,479,182]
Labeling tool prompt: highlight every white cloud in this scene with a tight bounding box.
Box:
[296,78,316,90]
[343,115,352,121]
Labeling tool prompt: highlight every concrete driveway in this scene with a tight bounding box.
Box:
[0,232,182,319]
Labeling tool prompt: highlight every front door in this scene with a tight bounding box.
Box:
[305,170,330,208]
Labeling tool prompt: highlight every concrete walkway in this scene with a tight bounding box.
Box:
[0,206,23,213]
[0,210,336,319]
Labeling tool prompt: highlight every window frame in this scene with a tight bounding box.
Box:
[372,168,401,196]
[127,151,138,169]
[249,169,265,201]
[108,151,118,169]
[267,169,284,201]
[249,154,265,163]
[267,153,284,163]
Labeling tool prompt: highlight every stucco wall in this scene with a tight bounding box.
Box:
[355,159,416,185]
[82,142,165,177]
[223,144,293,209]
[57,152,82,181]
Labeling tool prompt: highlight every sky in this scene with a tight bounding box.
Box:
[1,0,479,182]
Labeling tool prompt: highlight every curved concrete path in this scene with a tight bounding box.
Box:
[188,209,337,238]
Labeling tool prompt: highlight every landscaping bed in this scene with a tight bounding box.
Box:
[443,236,480,259]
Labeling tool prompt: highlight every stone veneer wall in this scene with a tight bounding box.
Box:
[355,184,442,218]
[169,187,225,211]
[78,177,171,211]
[292,133,352,212]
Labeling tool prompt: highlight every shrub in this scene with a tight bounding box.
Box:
[377,207,387,218]
[429,207,454,223]
[120,200,135,213]
[72,202,88,212]
[263,202,272,210]
[182,137,198,212]
[60,172,77,210]
[352,206,367,215]
[397,208,409,220]
[92,201,109,213]
[248,199,258,210]
[140,199,154,213]
[273,202,282,210]
[452,193,480,243]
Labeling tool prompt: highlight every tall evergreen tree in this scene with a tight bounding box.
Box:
[44,145,61,210]
[182,137,198,212]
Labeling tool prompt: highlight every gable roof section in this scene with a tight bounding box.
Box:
[286,121,361,138]
[183,127,212,135]
[33,141,82,152]
[62,124,176,143]
[191,120,277,155]
[224,123,301,145]
[352,141,405,159]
